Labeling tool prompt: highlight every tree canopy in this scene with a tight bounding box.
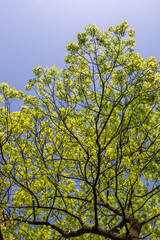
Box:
[0,21,160,240]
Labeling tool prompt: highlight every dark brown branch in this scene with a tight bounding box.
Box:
[141,213,160,225]
[12,217,126,240]
[0,227,4,240]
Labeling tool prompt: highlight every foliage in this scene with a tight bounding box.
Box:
[0,21,160,240]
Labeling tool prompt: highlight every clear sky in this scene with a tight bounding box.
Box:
[0,0,160,92]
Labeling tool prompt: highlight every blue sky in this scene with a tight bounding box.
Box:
[0,0,160,92]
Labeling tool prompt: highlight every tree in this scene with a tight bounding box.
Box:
[0,21,160,240]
